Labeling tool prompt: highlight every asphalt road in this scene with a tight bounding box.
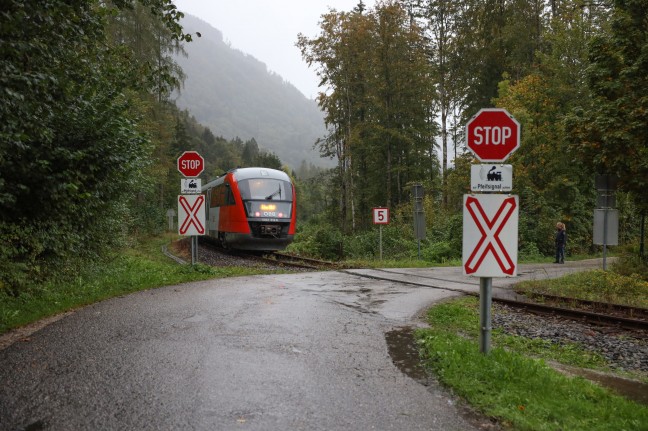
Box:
[0,260,603,430]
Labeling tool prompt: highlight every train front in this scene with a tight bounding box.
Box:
[233,168,296,251]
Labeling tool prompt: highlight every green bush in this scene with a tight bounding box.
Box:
[0,223,43,294]
[347,224,417,260]
[342,229,378,259]
[384,225,415,258]
[313,226,343,260]
[421,241,455,262]
[518,241,543,261]
[611,250,648,281]
[516,269,648,308]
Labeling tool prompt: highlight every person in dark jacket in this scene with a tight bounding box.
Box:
[554,222,567,263]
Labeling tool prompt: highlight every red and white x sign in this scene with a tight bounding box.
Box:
[178,195,206,236]
[462,194,518,277]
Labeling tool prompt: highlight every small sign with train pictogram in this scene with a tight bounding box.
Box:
[181,179,202,194]
[470,164,513,192]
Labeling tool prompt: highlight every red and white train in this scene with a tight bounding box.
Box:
[201,167,297,251]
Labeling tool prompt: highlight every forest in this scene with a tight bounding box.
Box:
[294,0,647,262]
[173,14,328,169]
[0,0,646,292]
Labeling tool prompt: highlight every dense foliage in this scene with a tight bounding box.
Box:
[298,2,439,233]
[295,0,647,261]
[0,0,193,292]
[566,0,648,212]
[174,14,326,169]
[2,0,646,294]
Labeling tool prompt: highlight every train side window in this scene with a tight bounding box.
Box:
[225,186,235,206]
[285,182,293,201]
[210,185,228,207]
[210,187,219,207]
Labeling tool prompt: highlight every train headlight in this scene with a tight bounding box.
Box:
[278,213,284,218]
[255,211,261,217]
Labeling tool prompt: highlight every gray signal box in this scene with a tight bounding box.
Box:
[594,175,619,270]
[594,209,619,246]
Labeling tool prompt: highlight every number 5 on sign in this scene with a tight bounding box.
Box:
[373,207,389,260]
[373,207,389,225]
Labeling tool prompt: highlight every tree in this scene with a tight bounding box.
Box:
[490,1,612,255]
[242,139,260,166]
[565,0,648,257]
[566,0,648,211]
[105,0,188,102]
[407,0,461,182]
[0,0,191,290]
[255,151,283,170]
[298,1,437,232]
[299,7,373,231]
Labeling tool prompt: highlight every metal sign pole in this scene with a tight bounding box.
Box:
[372,207,389,261]
[603,208,608,271]
[191,236,197,266]
[464,109,520,357]
[479,277,492,354]
[412,184,425,258]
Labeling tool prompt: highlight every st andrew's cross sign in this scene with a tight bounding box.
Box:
[462,194,519,277]
[178,194,205,236]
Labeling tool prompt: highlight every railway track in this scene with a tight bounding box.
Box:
[226,251,345,271]
[492,295,648,331]
[519,291,648,320]
[193,238,341,271]
[342,268,648,332]
[178,240,647,331]
[267,252,345,270]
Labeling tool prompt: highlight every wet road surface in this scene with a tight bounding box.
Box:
[0,261,602,430]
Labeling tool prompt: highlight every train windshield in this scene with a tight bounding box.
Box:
[238,179,293,202]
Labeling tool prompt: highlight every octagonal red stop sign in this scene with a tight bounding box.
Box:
[177,151,204,177]
[466,108,520,162]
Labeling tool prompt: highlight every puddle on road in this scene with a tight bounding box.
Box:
[554,364,648,405]
[22,420,47,431]
[385,328,648,407]
[385,327,428,385]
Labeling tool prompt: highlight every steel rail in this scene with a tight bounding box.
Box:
[341,269,648,331]
[490,296,648,331]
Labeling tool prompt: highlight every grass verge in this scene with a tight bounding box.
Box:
[514,269,648,308]
[0,235,276,335]
[416,297,648,430]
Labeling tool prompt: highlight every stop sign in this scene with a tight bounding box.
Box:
[466,108,520,162]
[177,151,204,177]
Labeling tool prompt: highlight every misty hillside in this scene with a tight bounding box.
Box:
[174,15,328,168]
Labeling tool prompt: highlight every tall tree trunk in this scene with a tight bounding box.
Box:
[345,84,355,232]
[441,104,448,205]
[338,139,347,233]
[640,212,646,259]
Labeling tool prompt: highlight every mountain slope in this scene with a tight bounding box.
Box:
[174,15,327,168]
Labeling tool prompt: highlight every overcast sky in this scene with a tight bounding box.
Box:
[172,0,376,99]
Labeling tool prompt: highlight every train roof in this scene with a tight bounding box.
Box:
[202,167,291,191]
[231,167,291,182]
